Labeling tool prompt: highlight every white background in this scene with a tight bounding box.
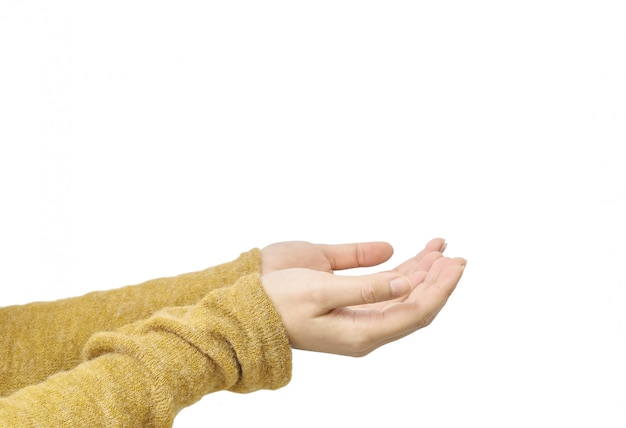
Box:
[1,1,624,426]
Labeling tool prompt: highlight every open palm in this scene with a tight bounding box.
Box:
[261,238,466,356]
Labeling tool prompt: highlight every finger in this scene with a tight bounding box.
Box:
[391,238,446,274]
[355,259,467,349]
[393,249,443,277]
[320,242,394,271]
[403,250,440,275]
[317,272,411,311]
[423,257,466,290]
[425,237,447,253]
[408,257,467,306]
[418,237,446,255]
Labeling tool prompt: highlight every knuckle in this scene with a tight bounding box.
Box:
[360,281,382,304]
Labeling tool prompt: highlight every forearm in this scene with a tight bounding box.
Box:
[0,249,261,396]
[0,273,291,427]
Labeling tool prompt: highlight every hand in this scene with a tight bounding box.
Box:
[261,239,466,357]
[261,240,395,275]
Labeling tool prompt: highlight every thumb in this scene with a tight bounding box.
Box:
[320,272,413,310]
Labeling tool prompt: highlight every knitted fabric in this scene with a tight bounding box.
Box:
[0,249,292,426]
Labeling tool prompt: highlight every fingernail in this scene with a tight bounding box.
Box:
[441,241,448,253]
[390,276,412,298]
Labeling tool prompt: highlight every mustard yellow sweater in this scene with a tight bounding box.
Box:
[0,249,292,427]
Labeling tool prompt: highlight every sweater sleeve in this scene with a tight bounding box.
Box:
[0,249,261,397]
[0,273,292,427]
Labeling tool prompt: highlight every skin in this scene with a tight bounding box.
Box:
[260,238,467,357]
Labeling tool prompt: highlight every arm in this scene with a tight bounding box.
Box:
[0,249,261,396]
[0,238,395,396]
[0,238,466,426]
[0,236,399,395]
[0,273,291,427]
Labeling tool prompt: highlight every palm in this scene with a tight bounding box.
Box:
[260,237,465,356]
[340,242,445,313]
